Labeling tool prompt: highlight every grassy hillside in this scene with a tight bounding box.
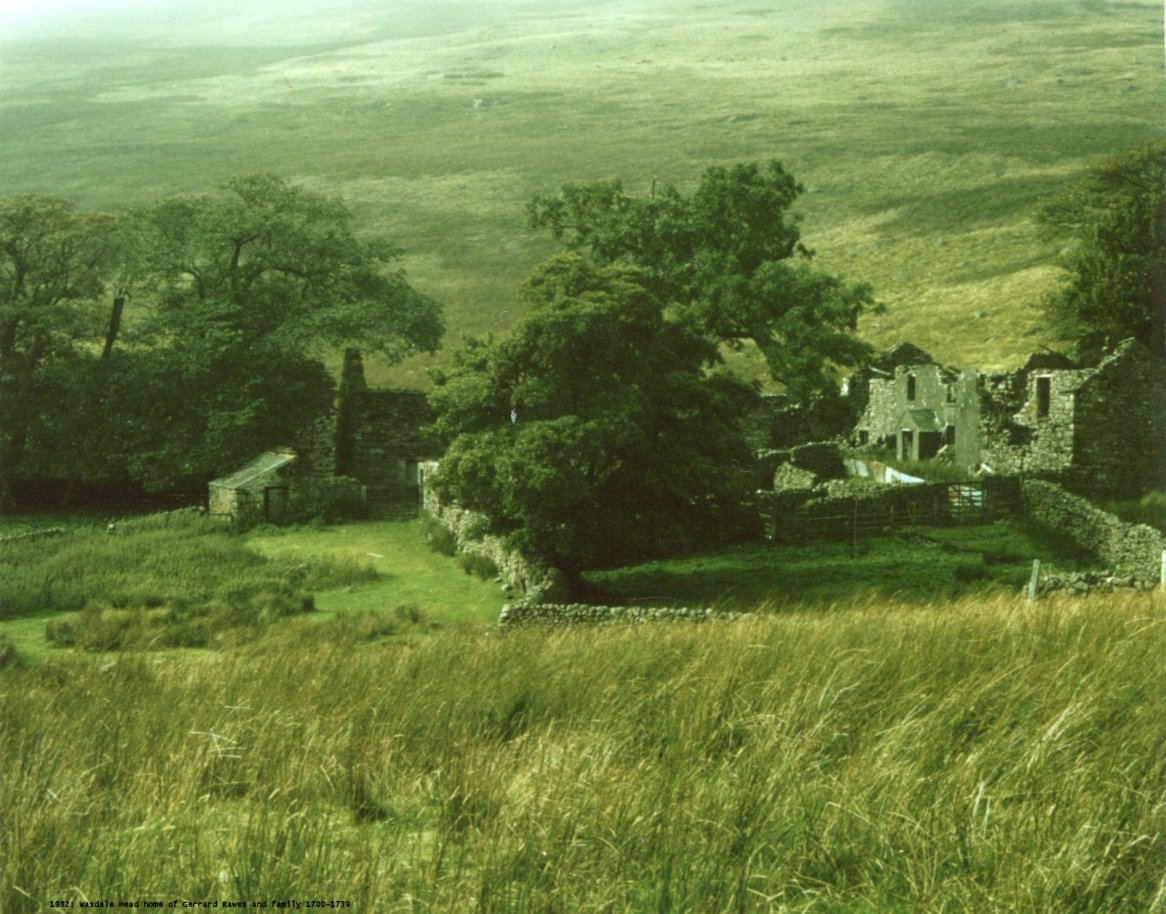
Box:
[1,0,1162,386]
[2,592,1162,911]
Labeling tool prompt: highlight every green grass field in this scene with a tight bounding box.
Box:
[245,518,507,622]
[0,513,1091,659]
[0,514,505,661]
[2,0,1162,386]
[2,590,1162,911]
[586,521,1097,610]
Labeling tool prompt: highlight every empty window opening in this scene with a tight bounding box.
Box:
[1036,376,1051,419]
[946,384,956,403]
[906,373,917,401]
[900,429,914,460]
[945,425,956,446]
[858,429,870,446]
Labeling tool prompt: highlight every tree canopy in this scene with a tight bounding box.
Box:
[133,174,442,361]
[0,175,443,503]
[528,161,876,402]
[0,194,112,507]
[106,174,443,489]
[431,254,759,577]
[1037,142,1165,361]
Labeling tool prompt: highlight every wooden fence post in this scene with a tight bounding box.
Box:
[1027,559,1041,604]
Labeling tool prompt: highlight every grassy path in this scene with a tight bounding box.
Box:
[245,519,505,624]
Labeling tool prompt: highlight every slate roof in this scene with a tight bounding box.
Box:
[899,409,944,433]
[210,451,296,490]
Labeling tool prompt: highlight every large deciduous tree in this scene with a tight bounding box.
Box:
[1037,142,1166,361]
[431,254,759,581]
[135,174,442,361]
[528,161,876,403]
[0,195,109,508]
[114,174,444,489]
[2,175,444,502]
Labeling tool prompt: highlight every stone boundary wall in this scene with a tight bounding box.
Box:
[1035,570,1157,597]
[1021,478,1166,580]
[419,462,567,602]
[499,603,754,627]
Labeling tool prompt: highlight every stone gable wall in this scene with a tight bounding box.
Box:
[343,390,438,486]
[858,375,903,446]
[1069,342,1166,495]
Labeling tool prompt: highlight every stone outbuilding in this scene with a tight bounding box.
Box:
[208,450,297,523]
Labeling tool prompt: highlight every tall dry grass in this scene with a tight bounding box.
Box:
[1,590,1162,912]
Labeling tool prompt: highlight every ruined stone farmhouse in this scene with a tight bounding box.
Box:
[852,339,1165,495]
[214,349,440,522]
[328,349,439,518]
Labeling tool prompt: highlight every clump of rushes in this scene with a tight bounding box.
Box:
[0,511,376,648]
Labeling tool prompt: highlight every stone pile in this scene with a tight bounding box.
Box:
[499,603,754,627]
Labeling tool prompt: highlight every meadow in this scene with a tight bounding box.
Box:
[1,587,1162,912]
[2,0,1163,385]
[0,511,1092,658]
[586,520,1096,610]
[2,513,1160,911]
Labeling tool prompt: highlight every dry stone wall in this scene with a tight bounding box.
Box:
[1021,478,1165,580]
[1034,570,1157,597]
[420,462,568,603]
[499,603,754,627]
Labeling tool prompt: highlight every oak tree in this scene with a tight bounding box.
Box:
[528,161,876,403]
[431,254,758,580]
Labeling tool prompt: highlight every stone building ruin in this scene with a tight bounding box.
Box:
[326,350,439,519]
[313,348,440,519]
[852,339,1165,496]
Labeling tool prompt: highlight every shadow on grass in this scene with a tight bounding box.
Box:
[585,522,1098,612]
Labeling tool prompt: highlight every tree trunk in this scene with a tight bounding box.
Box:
[102,295,125,359]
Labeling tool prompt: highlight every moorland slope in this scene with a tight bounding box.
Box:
[1,0,1162,385]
